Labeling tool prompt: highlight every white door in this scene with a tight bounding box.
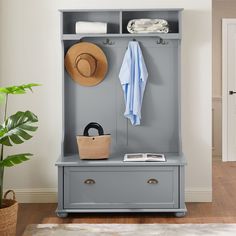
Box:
[222,19,236,161]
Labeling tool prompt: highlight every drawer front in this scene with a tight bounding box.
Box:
[64,167,179,209]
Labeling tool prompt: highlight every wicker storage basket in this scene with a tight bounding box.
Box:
[77,122,111,160]
[0,190,18,236]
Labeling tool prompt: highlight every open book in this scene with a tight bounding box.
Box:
[123,153,166,162]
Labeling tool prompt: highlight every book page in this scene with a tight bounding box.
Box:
[124,153,165,162]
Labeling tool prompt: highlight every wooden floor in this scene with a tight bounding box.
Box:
[17,160,236,236]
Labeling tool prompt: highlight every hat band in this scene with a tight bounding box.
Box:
[75,53,97,78]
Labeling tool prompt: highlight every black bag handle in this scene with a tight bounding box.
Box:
[83,122,104,136]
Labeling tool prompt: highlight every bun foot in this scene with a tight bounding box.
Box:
[175,212,186,217]
[56,212,68,218]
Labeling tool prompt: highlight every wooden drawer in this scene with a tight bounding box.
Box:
[64,167,179,209]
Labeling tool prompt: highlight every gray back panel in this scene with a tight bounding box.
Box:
[127,40,179,153]
[64,38,179,155]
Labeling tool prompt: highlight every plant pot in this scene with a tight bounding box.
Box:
[0,190,18,236]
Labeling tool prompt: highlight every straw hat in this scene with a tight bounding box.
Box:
[65,42,108,86]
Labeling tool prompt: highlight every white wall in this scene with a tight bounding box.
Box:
[0,0,212,202]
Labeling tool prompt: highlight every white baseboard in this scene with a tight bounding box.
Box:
[6,188,57,203]
[4,188,212,203]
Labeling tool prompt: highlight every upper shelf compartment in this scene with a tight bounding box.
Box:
[61,9,182,40]
[122,10,181,34]
[62,11,120,34]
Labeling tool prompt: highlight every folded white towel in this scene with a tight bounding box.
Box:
[75,21,107,34]
[127,19,169,34]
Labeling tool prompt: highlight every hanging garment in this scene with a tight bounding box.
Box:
[127,19,169,34]
[119,41,148,126]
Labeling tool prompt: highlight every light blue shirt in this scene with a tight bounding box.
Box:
[119,41,148,125]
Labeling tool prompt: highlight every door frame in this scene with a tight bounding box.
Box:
[222,19,236,162]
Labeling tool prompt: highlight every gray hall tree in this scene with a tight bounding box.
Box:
[56,9,186,218]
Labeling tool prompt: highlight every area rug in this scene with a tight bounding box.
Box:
[23,224,236,236]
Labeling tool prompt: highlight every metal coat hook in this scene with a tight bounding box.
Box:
[156,37,168,45]
[103,38,115,45]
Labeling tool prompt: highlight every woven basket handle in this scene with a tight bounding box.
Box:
[83,122,104,136]
[4,190,16,200]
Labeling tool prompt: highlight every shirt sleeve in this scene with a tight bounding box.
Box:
[119,49,131,85]
[138,46,148,83]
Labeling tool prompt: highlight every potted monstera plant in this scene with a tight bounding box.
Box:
[0,84,40,236]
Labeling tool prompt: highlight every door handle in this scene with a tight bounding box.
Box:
[229,91,236,95]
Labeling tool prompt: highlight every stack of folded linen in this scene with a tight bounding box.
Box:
[127,19,169,34]
[75,21,107,34]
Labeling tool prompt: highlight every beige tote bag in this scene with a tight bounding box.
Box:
[77,122,111,160]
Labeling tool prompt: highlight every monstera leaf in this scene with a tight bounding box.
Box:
[0,83,41,95]
[0,111,38,146]
[0,153,33,167]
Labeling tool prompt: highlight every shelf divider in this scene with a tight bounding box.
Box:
[119,11,123,34]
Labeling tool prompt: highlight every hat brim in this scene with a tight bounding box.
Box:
[65,42,108,86]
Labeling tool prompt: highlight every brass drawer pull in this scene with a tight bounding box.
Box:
[147,178,159,184]
[84,179,96,185]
